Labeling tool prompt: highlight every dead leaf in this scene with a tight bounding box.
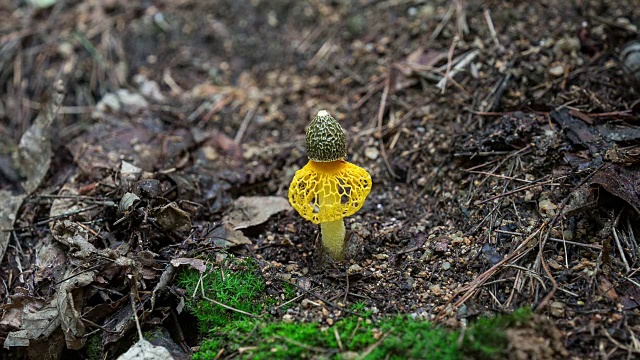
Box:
[34,237,67,283]
[116,339,174,360]
[206,223,252,248]
[13,80,65,194]
[224,196,291,230]
[170,258,206,273]
[598,277,619,302]
[50,220,97,258]
[591,164,640,212]
[152,203,191,232]
[0,190,25,264]
[58,269,95,349]
[151,265,176,310]
[3,298,60,347]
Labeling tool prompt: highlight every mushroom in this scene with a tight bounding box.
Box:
[288,110,372,260]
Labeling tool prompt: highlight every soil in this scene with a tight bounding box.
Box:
[1,0,640,359]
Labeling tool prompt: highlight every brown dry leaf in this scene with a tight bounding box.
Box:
[152,203,192,232]
[58,269,95,349]
[598,277,619,302]
[3,298,60,347]
[170,258,206,273]
[116,339,174,360]
[0,190,25,264]
[224,196,291,230]
[206,223,252,247]
[34,237,66,284]
[591,164,640,212]
[103,297,156,346]
[13,80,65,194]
[50,220,97,258]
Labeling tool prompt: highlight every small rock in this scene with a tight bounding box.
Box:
[327,318,334,326]
[622,41,640,84]
[364,146,379,160]
[433,239,448,253]
[341,352,359,360]
[550,301,565,317]
[539,198,558,216]
[282,314,294,324]
[442,261,451,270]
[420,248,434,261]
[429,284,442,296]
[481,243,503,265]
[348,264,363,275]
[374,253,389,260]
[548,64,565,77]
[202,145,219,161]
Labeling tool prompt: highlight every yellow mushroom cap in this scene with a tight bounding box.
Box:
[288,160,372,224]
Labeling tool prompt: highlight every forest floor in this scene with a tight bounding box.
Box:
[1,0,640,359]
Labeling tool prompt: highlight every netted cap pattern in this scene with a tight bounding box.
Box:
[305,110,346,162]
[288,160,372,224]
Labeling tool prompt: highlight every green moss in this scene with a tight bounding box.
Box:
[461,307,533,358]
[85,333,102,360]
[179,257,534,360]
[178,257,266,332]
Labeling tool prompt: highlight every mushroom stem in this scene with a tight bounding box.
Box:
[321,218,345,260]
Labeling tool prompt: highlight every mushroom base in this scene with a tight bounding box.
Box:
[320,219,346,260]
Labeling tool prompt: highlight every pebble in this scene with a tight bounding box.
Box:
[622,41,640,83]
[550,301,565,317]
[282,314,294,324]
[429,284,442,296]
[539,198,558,216]
[364,146,379,160]
[548,64,565,77]
[348,264,363,275]
[442,261,451,270]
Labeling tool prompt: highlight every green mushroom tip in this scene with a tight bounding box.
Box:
[305,110,347,162]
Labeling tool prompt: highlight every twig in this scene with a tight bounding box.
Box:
[343,270,350,304]
[430,5,454,40]
[235,104,258,144]
[440,226,543,319]
[377,72,399,179]
[200,279,258,318]
[357,333,389,359]
[130,292,144,340]
[439,36,459,93]
[437,49,479,92]
[334,327,344,352]
[483,9,500,48]
[613,226,630,273]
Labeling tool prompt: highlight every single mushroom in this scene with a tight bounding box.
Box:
[288,110,372,260]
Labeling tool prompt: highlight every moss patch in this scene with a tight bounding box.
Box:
[178,256,536,359]
[178,257,267,332]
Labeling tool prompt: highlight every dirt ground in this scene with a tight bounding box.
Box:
[1,0,640,359]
